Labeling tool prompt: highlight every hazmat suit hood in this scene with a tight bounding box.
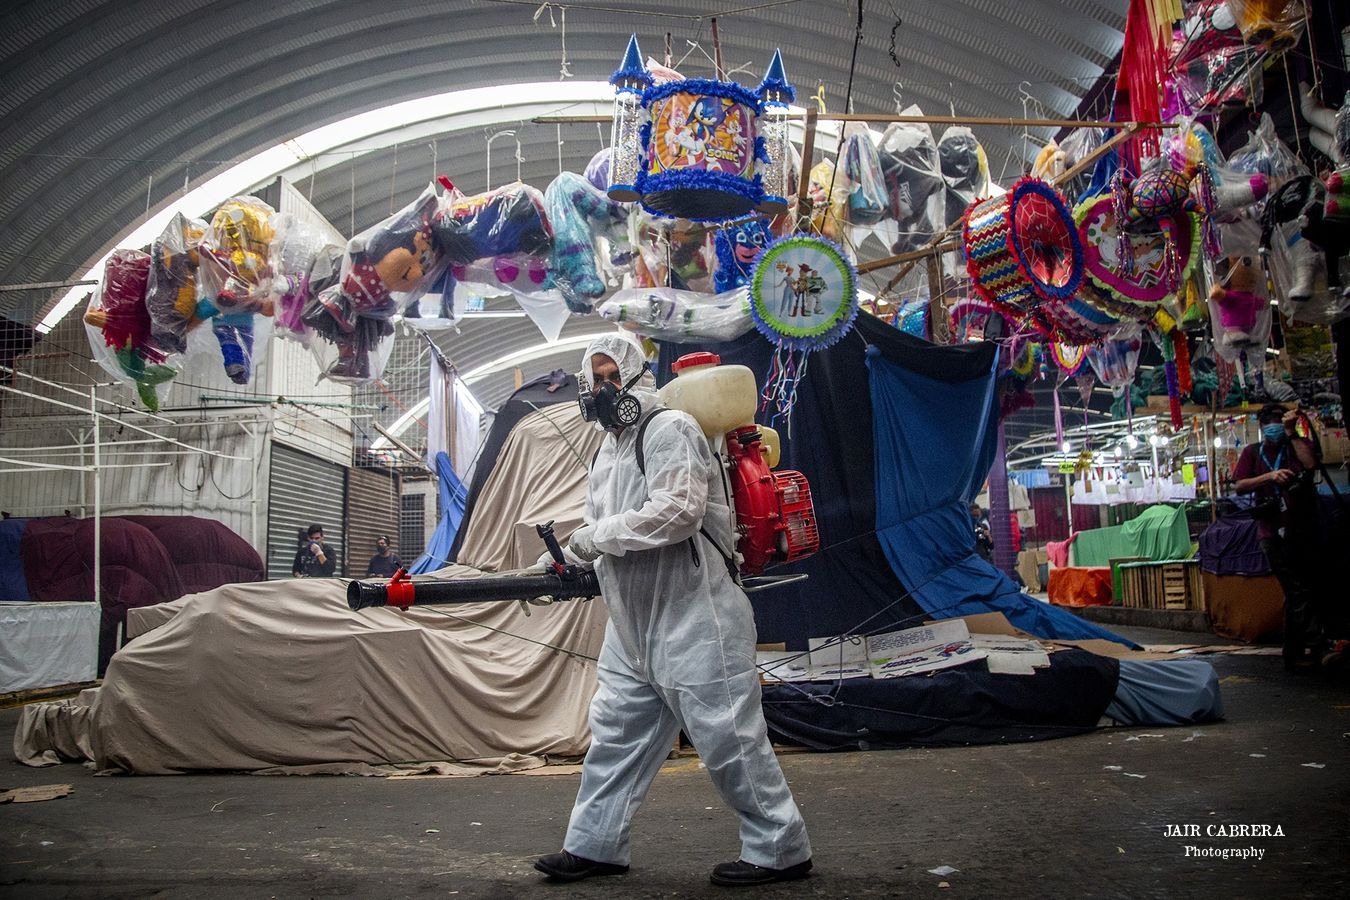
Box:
[580,330,659,431]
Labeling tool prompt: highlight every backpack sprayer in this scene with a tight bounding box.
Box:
[348,352,820,612]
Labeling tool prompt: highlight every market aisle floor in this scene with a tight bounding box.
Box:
[1,629,1346,899]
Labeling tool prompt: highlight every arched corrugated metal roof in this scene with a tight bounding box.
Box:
[2,0,1125,323]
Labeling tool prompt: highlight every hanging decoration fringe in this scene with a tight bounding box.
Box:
[1172,329,1192,395]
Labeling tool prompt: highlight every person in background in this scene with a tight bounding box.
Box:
[292,523,336,578]
[969,503,993,561]
[365,535,402,577]
[1231,403,1320,671]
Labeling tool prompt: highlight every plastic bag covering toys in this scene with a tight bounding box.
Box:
[937,126,991,227]
[877,108,944,253]
[713,218,772,292]
[83,249,180,411]
[1229,0,1306,53]
[633,215,714,292]
[1261,175,1347,299]
[806,159,847,242]
[270,214,343,347]
[1208,255,1271,354]
[304,187,443,383]
[195,196,277,384]
[144,212,207,354]
[545,172,629,312]
[841,123,886,225]
[598,286,753,343]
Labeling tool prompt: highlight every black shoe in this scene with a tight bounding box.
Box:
[533,850,629,882]
[710,858,813,887]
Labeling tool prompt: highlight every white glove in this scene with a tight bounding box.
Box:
[535,547,592,571]
[567,524,601,562]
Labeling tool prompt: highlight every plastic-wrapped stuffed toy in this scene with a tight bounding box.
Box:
[434,182,551,267]
[1261,174,1347,301]
[305,186,444,382]
[877,109,944,253]
[270,213,343,346]
[144,213,207,354]
[841,123,886,225]
[713,219,772,292]
[806,159,847,241]
[937,126,990,227]
[1229,0,1305,52]
[1031,140,1067,181]
[301,284,395,383]
[84,249,179,410]
[544,172,628,312]
[196,196,276,384]
[633,215,713,292]
[598,286,753,343]
[1208,256,1269,353]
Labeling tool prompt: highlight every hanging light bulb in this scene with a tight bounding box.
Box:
[1061,440,1072,453]
[1126,434,1139,449]
[1114,445,1123,458]
[1213,436,1223,449]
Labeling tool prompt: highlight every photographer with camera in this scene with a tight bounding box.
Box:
[291,523,337,578]
[1231,403,1320,670]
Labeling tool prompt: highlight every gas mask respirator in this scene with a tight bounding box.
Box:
[579,367,646,431]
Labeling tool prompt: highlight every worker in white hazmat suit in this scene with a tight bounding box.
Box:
[533,330,812,888]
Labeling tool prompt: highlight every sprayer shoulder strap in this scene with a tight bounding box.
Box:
[633,408,738,581]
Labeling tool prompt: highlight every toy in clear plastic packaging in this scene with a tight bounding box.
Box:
[1260,174,1349,318]
[270,214,343,346]
[1228,0,1306,52]
[302,284,397,384]
[877,108,945,253]
[840,122,886,225]
[196,196,277,384]
[633,215,714,292]
[1225,114,1302,186]
[144,213,208,354]
[806,159,848,241]
[713,218,772,292]
[1208,255,1272,357]
[937,126,991,227]
[344,185,445,317]
[84,249,180,410]
[545,171,629,312]
[1087,325,1143,401]
[598,286,753,343]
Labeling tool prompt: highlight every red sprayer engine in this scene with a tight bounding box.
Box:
[724,425,819,575]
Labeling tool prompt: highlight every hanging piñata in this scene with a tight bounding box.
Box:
[749,234,858,424]
[962,178,1083,335]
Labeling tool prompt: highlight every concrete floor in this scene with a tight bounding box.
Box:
[1,627,1347,900]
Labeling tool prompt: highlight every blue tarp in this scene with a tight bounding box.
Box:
[0,517,30,601]
[866,346,1136,647]
[409,452,468,575]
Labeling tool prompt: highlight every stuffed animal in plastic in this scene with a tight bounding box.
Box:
[144,213,207,354]
[196,197,276,384]
[544,172,626,312]
[434,182,552,268]
[1231,0,1304,52]
[937,126,990,227]
[1209,256,1267,349]
[302,284,394,383]
[1261,174,1347,299]
[84,249,178,410]
[877,111,944,253]
[270,214,343,346]
[713,219,772,292]
[806,159,847,241]
[841,123,886,225]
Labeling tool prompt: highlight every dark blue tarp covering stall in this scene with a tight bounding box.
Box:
[657,314,1130,649]
[865,342,1133,645]
[763,649,1120,750]
[410,452,467,575]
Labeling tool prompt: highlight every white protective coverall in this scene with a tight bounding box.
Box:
[563,331,811,870]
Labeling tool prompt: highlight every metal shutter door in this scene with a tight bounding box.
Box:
[266,443,347,579]
[345,467,401,577]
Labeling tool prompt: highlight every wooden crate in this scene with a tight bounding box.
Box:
[1118,560,1204,611]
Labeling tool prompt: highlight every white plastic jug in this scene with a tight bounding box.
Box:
[660,352,757,439]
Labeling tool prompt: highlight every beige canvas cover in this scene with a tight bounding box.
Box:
[16,399,607,775]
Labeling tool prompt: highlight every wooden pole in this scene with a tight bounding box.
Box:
[864,123,1143,293]
[534,114,1174,130]
[925,255,947,344]
[710,18,724,80]
[794,107,818,232]
[664,32,672,68]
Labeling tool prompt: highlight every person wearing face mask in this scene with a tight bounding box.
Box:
[364,535,402,578]
[532,330,812,888]
[1231,403,1320,670]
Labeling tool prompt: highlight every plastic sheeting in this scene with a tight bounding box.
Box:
[408,452,468,575]
[1104,659,1224,727]
[0,602,100,692]
[762,648,1119,750]
[15,574,606,774]
[1070,505,1192,568]
[866,345,1135,646]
